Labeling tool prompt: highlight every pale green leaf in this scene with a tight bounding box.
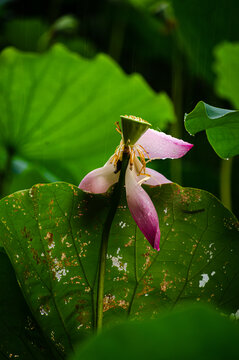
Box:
[0,44,175,192]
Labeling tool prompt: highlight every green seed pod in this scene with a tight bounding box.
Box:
[120,115,151,146]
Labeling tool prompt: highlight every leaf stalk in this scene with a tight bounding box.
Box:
[96,150,129,333]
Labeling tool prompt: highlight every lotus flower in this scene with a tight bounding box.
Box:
[79,116,193,251]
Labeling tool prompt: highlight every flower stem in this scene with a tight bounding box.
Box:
[220,157,233,211]
[96,151,129,333]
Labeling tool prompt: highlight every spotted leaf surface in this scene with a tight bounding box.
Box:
[0,183,110,354]
[0,182,238,355]
[107,185,239,322]
[0,248,58,359]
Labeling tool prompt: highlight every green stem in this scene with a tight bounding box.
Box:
[96,151,129,333]
[220,157,233,211]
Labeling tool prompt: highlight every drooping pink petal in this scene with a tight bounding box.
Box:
[79,156,119,194]
[136,129,193,159]
[134,157,172,186]
[125,164,160,251]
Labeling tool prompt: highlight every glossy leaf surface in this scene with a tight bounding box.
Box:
[0,182,238,354]
[184,101,239,158]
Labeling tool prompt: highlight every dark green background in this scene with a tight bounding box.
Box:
[0,0,238,216]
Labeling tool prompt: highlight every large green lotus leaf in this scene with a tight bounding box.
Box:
[0,182,238,355]
[0,44,175,188]
[70,305,239,360]
[184,101,239,158]
[214,42,239,108]
[0,183,110,354]
[0,248,59,359]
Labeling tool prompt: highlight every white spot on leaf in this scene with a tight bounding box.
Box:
[199,274,209,288]
[230,309,239,320]
[107,254,127,272]
[48,241,55,249]
[40,305,50,316]
[119,221,127,229]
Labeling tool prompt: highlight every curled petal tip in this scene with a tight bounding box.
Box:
[187,143,194,150]
[137,129,194,159]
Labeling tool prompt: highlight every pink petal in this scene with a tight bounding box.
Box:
[136,129,193,159]
[79,157,119,194]
[125,164,160,251]
[134,157,172,186]
[142,168,172,186]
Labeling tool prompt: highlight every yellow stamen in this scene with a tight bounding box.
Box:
[110,138,152,180]
[110,140,125,168]
[137,144,150,160]
[136,148,147,174]
[136,144,154,176]
[115,121,122,135]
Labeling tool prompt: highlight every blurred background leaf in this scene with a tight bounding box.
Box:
[214,42,239,108]
[0,44,175,196]
[0,182,238,355]
[69,304,239,360]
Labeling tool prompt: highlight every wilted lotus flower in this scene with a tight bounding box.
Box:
[79,115,193,251]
